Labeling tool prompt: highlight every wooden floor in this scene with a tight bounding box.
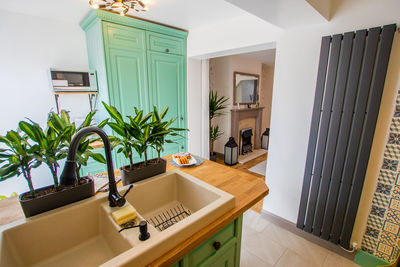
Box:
[216,152,267,213]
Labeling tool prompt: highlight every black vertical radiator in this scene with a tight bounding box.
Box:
[297,24,396,249]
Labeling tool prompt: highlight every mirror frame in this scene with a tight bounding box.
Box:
[233,71,260,105]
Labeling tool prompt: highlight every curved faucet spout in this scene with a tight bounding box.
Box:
[59,126,126,207]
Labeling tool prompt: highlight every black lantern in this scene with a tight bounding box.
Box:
[261,128,270,150]
[224,137,238,166]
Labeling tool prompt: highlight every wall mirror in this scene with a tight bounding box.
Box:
[233,72,259,105]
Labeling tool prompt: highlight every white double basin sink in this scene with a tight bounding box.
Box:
[0,170,235,267]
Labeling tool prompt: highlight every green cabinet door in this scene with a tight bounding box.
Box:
[103,22,149,167]
[199,239,236,267]
[147,51,187,156]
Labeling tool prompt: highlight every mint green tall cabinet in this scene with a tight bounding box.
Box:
[79,10,188,173]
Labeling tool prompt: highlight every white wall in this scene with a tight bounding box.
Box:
[0,10,91,196]
[187,58,203,156]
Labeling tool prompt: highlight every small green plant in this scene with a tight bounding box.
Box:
[209,91,229,156]
[149,106,187,162]
[0,192,18,200]
[209,125,223,156]
[103,102,187,168]
[0,129,42,197]
[19,120,69,189]
[47,110,108,181]
[103,102,153,169]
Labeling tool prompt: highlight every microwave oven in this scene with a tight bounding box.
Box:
[50,69,98,92]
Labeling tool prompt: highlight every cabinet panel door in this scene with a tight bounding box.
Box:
[147,51,187,155]
[198,239,236,267]
[105,48,149,166]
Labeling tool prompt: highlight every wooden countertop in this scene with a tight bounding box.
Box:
[0,155,269,266]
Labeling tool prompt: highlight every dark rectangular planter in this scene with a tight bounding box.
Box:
[120,158,167,186]
[19,177,95,218]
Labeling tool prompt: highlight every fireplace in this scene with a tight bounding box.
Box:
[240,128,253,155]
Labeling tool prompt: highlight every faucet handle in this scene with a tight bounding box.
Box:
[122,185,134,198]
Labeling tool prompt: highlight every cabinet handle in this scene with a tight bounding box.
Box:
[165,48,170,53]
[213,241,221,251]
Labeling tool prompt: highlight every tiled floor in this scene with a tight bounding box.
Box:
[241,210,361,267]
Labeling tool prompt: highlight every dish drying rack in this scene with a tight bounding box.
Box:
[148,204,192,231]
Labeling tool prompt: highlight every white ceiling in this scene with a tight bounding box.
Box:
[225,0,328,29]
[237,49,276,67]
[0,0,248,31]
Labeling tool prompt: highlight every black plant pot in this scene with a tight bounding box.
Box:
[19,177,95,218]
[210,152,217,162]
[120,158,167,186]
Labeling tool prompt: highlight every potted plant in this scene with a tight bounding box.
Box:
[0,129,42,198]
[0,110,108,217]
[209,91,229,161]
[47,110,108,180]
[103,102,187,185]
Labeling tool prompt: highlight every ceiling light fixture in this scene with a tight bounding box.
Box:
[89,0,149,16]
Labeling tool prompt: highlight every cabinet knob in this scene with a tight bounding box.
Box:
[213,241,221,251]
[180,116,184,120]
[165,48,170,53]
[181,146,184,150]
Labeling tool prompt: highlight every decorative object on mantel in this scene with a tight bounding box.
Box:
[209,91,229,162]
[89,0,149,16]
[262,128,270,150]
[224,137,238,166]
[233,72,259,105]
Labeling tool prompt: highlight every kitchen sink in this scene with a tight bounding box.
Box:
[0,170,235,266]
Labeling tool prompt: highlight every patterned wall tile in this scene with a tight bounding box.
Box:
[362,236,378,250]
[372,192,391,207]
[367,214,385,229]
[365,226,380,238]
[385,146,400,159]
[377,242,394,257]
[389,198,400,211]
[383,221,400,235]
[386,209,400,225]
[360,90,400,262]
[379,170,397,185]
[380,231,397,245]
[371,205,387,218]
[382,159,399,172]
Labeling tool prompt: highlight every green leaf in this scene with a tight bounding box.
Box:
[98,118,109,128]
[102,102,124,125]
[89,153,106,164]
[108,122,126,137]
[18,121,37,141]
[160,107,169,119]
[81,110,96,128]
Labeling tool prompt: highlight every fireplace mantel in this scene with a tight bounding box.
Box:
[231,107,264,149]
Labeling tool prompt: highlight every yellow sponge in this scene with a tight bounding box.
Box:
[112,204,137,225]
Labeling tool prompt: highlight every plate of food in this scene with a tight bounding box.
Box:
[172,152,197,166]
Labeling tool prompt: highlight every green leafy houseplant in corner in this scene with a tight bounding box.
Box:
[209,91,229,161]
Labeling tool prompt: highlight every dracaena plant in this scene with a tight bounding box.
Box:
[18,120,68,189]
[47,110,108,181]
[209,125,223,157]
[209,91,229,156]
[0,129,42,197]
[102,101,153,169]
[149,106,188,162]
